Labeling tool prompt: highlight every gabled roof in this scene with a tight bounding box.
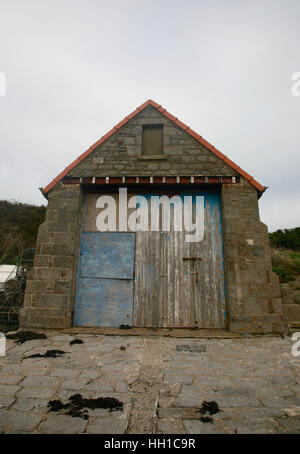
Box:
[42,99,265,195]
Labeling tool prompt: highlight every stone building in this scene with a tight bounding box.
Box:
[20,100,286,333]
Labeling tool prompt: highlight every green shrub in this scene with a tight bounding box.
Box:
[289,252,300,261]
[272,266,295,283]
[271,248,300,283]
[0,200,46,264]
[269,227,300,251]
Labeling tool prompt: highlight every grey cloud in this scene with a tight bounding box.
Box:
[0,0,299,231]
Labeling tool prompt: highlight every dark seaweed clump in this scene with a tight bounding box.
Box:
[197,401,221,423]
[199,400,220,415]
[6,331,47,344]
[69,339,84,345]
[48,393,123,420]
[27,349,66,358]
[199,416,213,423]
[119,324,132,330]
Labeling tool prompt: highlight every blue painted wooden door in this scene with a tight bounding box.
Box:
[75,232,135,327]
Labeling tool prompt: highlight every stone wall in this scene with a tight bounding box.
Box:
[20,184,82,328]
[221,182,286,333]
[280,282,300,327]
[67,105,238,178]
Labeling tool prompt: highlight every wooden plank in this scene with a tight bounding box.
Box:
[133,192,226,328]
[61,327,241,338]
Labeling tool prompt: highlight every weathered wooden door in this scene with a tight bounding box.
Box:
[74,231,135,327]
[133,192,226,328]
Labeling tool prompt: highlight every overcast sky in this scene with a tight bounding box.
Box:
[0,0,299,232]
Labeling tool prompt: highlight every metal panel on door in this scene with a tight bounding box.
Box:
[75,232,135,327]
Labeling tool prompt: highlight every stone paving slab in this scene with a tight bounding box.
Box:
[156,418,185,434]
[183,419,229,434]
[39,414,87,434]
[0,332,299,433]
[86,416,127,434]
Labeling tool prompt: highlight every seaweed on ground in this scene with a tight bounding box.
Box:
[48,393,123,420]
[6,330,47,344]
[196,400,221,424]
[199,416,214,423]
[26,349,66,358]
[199,400,220,415]
[69,339,84,345]
[119,324,132,329]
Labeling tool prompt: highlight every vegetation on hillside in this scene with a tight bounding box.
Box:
[269,227,300,283]
[269,227,300,251]
[0,200,46,265]
[271,249,300,283]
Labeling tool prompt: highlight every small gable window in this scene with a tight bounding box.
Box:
[142,124,163,156]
